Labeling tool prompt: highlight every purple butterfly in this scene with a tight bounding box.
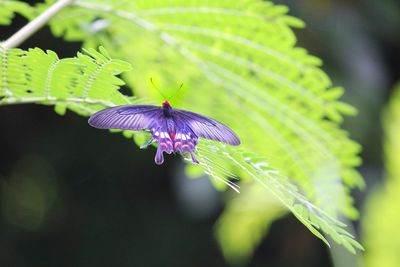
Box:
[88,100,240,165]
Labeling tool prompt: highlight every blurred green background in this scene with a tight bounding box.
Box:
[1,0,400,266]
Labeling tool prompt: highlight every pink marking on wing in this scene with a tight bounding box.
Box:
[182,144,190,151]
[160,143,168,149]
[174,141,182,150]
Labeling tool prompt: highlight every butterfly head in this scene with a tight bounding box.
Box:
[162,100,171,108]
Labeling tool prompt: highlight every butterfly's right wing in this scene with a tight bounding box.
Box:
[88,105,162,130]
[173,109,240,146]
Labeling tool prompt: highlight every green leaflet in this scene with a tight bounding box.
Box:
[0,0,34,25]
[1,0,364,257]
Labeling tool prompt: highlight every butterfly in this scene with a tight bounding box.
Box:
[88,100,240,165]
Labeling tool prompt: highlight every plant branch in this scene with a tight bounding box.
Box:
[0,96,117,108]
[1,0,75,50]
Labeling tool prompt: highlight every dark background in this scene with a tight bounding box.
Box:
[1,0,399,266]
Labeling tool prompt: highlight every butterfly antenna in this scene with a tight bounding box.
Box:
[170,82,184,102]
[150,78,167,100]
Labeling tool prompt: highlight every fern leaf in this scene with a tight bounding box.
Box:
[40,0,365,213]
[0,46,134,115]
[4,0,364,255]
[195,141,362,253]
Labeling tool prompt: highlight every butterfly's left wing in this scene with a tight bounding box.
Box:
[173,109,240,146]
[88,105,162,130]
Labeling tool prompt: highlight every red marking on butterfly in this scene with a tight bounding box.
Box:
[169,131,175,141]
[88,100,240,165]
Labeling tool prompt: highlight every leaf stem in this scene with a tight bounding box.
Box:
[0,96,116,108]
[1,0,75,50]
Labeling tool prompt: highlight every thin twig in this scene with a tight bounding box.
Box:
[1,0,75,50]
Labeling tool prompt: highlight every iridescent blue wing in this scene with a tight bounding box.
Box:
[88,105,162,130]
[173,109,240,146]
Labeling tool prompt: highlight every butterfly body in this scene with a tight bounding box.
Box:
[89,100,240,165]
[161,100,173,117]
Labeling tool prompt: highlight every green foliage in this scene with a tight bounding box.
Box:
[195,142,364,255]
[0,0,34,25]
[363,84,400,267]
[0,46,133,114]
[49,0,363,213]
[0,45,364,256]
[1,0,365,258]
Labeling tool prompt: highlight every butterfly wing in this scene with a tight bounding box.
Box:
[88,105,162,130]
[173,109,240,146]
